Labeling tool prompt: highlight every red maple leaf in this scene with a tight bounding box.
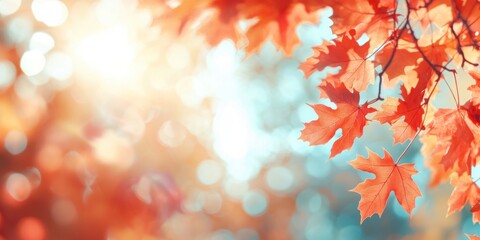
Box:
[350,149,422,223]
[300,32,374,92]
[375,84,426,144]
[374,44,419,85]
[300,83,375,158]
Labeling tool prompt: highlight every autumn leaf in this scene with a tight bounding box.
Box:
[300,32,374,92]
[241,0,322,55]
[374,61,439,143]
[156,0,480,235]
[427,107,480,173]
[449,167,480,225]
[300,83,375,158]
[447,174,480,216]
[329,0,396,51]
[161,0,325,55]
[198,0,243,45]
[375,48,411,86]
[375,85,426,144]
[350,149,422,223]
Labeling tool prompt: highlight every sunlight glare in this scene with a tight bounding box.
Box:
[213,102,250,162]
[20,50,46,76]
[213,101,262,181]
[29,32,55,54]
[0,0,21,16]
[31,0,69,27]
[75,26,136,84]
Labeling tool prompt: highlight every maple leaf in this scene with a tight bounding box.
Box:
[374,47,415,85]
[300,83,375,158]
[396,33,450,71]
[300,32,374,92]
[375,85,426,144]
[241,0,322,55]
[198,0,243,45]
[350,149,422,223]
[427,107,480,173]
[373,30,448,92]
[447,174,480,216]
[329,0,396,51]
[161,0,325,55]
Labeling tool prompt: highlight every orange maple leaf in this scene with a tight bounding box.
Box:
[447,174,480,216]
[329,0,396,51]
[300,83,375,158]
[242,0,321,55]
[350,149,421,223]
[300,32,374,92]
[374,45,419,85]
[199,0,243,45]
[161,0,325,55]
[375,84,426,144]
[427,107,480,173]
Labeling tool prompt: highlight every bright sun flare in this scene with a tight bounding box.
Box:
[75,25,136,84]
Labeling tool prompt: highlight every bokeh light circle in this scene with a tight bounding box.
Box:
[242,190,268,217]
[197,160,223,185]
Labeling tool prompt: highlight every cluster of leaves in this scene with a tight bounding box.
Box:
[5,0,460,236]
[156,0,326,55]
[298,0,480,231]
[160,0,480,236]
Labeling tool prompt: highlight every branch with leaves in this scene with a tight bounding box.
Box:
[158,0,480,237]
[299,0,480,231]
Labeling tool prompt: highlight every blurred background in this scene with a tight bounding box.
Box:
[0,0,477,239]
